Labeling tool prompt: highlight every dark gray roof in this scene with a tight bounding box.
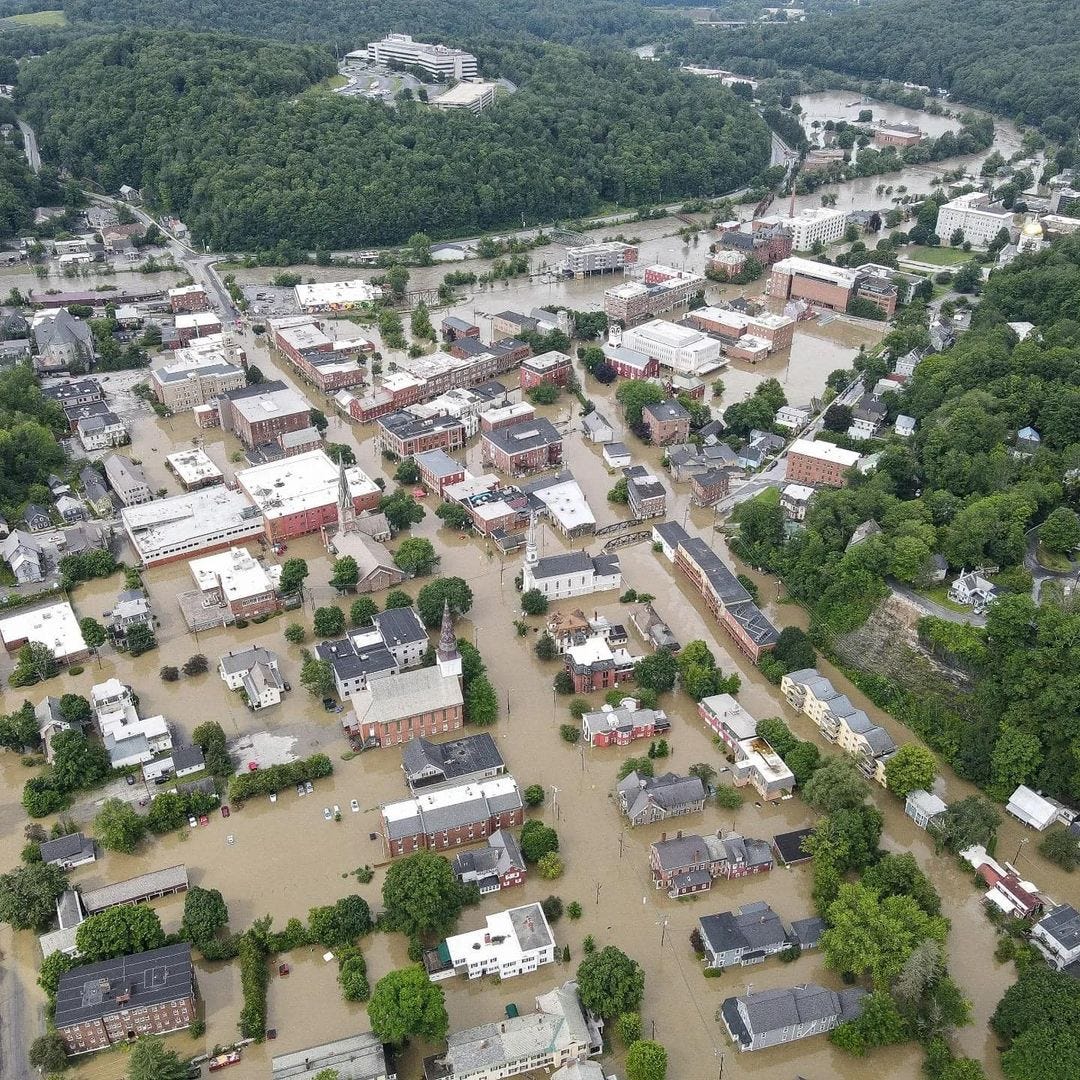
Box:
[618,771,705,819]
[39,832,95,864]
[731,983,866,1041]
[317,638,398,681]
[699,901,788,957]
[483,417,562,455]
[1038,904,1080,951]
[272,1032,392,1080]
[373,606,427,648]
[643,399,691,423]
[790,916,826,949]
[221,378,288,403]
[219,646,280,676]
[171,745,205,772]
[650,832,715,872]
[772,828,814,865]
[652,521,690,547]
[54,943,194,1028]
[378,410,465,441]
[402,733,504,785]
[529,551,594,580]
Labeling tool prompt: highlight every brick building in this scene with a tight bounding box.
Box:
[376,410,467,458]
[219,380,312,449]
[642,399,691,446]
[381,775,524,856]
[649,831,774,897]
[272,316,368,392]
[715,223,792,267]
[480,402,536,434]
[602,343,659,380]
[174,311,222,345]
[690,467,730,507]
[767,258,859,312]
[168,285,211,313]
[582,699,669,747]
[149,347,246,412]
[563,635,636,693]
[54,943,196,1055]
[519,350,573,391]
[604,265,705,324]
[623,464,667,518]
[348,665,464,748]
[785,439,862,488]
[481,417,563,475]
[415,448,467,495]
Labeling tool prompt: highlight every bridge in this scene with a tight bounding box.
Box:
[550,228,589,247]
[602,531,653,552]
[595,516,651,537]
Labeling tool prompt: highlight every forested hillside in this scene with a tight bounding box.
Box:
[667,0,1080,138]
[60,0,679,47]
[17,32,769,249]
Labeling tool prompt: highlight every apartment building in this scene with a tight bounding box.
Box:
[785,438,862,487]
[149,342,246,412]
[642,399,691,446]
[188,546,282,621]
[622,464,667,518]
[168,284,210,313]
[219,380,312,449]
[766,207,846,250]
[767,257,860,311]
[721,983,866,1052]
[563,241,638,277]
[103,454,152,506]
[519,349,573,391]
[604,265,705,324]
[426,903,554,982]
[272,315,369,391]
[377,410,467,458]
[581,698,669,747]
[481,417,562,475]
[934,192,1015,248]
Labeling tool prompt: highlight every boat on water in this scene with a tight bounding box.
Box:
[207,1050,242,1071]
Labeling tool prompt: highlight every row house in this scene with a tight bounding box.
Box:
[376,410,467,458]
[617,770,706,827]
[623,464,667,518]
[481,417,563,475]
[519,350,573,391]
[563,635,636,693]
[272,316,368,391]
[219,380,313,449]
[581,698,669,747]
[649,830,774,897]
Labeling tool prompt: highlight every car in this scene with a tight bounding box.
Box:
[220,805,230,818]
[323,807,332,820]
[126,774,136,786]
[297,783,305,797]
[350,799,360,813]
[333,804,340,817]
[305,780,314,794]
[269,792,277,803]
[247,761,259,771]
[154,775,170,785]
[188,816,198,828]
[199,815,209,826]
[412,487,427,498]
[321,697,337,712]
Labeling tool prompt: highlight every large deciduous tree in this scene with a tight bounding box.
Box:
[576,946,645,1017]
[367,966,448,1045]
[381,852,466,939]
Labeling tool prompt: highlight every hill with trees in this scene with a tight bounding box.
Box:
[16,31,769,250]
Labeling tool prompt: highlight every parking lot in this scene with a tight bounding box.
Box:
[334,58,428,104]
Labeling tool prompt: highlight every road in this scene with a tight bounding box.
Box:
[17,120,40,174]
[891,582,985,626]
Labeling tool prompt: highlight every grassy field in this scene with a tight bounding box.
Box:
[919,585,972,613]
[0,9,68,26]
[320,73,349,91]
[1035,542,1075,573]
[902,245,971,267]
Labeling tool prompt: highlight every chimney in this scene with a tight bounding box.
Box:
[484,933,491,944]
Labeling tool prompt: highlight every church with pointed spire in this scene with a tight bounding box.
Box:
[521,513,622,600]
[437,598,462,679]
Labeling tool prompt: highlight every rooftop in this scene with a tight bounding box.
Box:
[189,546,280,602]
[772,257,860,289]
[788,438,862,467]
[415,448,465,480]
[80,865,189,914]
[237,450,379,520]
[122,487,263,561]
[0,601,87,660]
[445,902,554,969]
[483,417,562,455]
[402,733,504,786]
[382,775,522,839]
[224,380,310,423]
[165,448,223,486]
[643,399,691,423]
[353,666,464,731]
[295,280,382,307]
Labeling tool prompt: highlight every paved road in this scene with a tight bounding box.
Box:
[17,120,40,174]
[891,582,985,626]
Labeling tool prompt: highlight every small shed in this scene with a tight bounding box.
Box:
[905,789,947,829]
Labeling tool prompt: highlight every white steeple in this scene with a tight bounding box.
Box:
[524,512,539,568]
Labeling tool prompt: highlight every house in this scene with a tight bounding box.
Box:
[1032,905,1080,972]
[54,494,86,524]
[23,503,51,531]
[171,745,206,777]
[622,465,667,518]
[79,467,112,516]
[91,678,172,768]
[423,981,601,1080]
[36,696,79,762]
[642,399,691,446]
[380,775,524,857]
[272,1032,395,1080]
[789,917,826,951]
[720,983,867,1052]
[482,417,563,475]
[948,570,998,612]
[617,770,706,827]
[772,828,815,866]
[582,411,614,444]
[104,454,152,506]
[649,831,773,897]
[1,530,49,583]
[521,518,621,601]
[699,901,790,969]
[1015,425,1041,455]
[107,588,154,643]
[846,519,882,551]
[425,902,555,983]
[451,829,526,894]
[54,943,196,1055]
[690,467,730,507]
[775,405,810,431]
[39,832,96,870]
[977,862,1043,920]
[905,789,947,829]
[847,394,887,441]
[319,605,430,698]
[563,635,636,693]
[601,442,631,469]
[372,607,429,667]
[219,646,286,710]
[895,414,916,438]
[1005,785,1058,831]
[581,698,669,747]
[76,411,127,451]
[628,603,680,652]
[31,308,94,372]
[403,733,505,792]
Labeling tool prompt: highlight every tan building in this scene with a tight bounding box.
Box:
[150,346,246,412]
[785,439,861,488]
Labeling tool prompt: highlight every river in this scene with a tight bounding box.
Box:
[5,315,1076,1080]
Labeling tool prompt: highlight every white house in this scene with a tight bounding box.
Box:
[429,902,555,983]
[219,646,286,710]
[774,405,810,431]
[905,789,947,829]
[1031,905,1080,971]
[91,678,173,767]
[1005,785,1058,831]
[948,570,998,612]
[76,411,127,451]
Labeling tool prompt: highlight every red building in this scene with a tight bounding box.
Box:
[174,311,222,345]
[273,317,367,392]
[168,285,211,313]
[642,399,691,446]
[219,380,312,450]
[785,439,862,488]
[481,417,562,475]
[690,468,730,507]
[603,343,660,380]
[415,448,467,496]
[564,636,635,694]
[581,700,669,747]
[480,402,536,434]
[649,831,774,897]
[376,410,467,458]
[519,350,572,392]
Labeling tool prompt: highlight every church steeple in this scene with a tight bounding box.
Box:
[524,511,538,568]
[436,599,462,678]
[337,458,356,534]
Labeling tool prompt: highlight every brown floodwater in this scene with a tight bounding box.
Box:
[4,292,1073,1080]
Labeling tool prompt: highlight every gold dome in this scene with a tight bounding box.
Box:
[1021,218,1044,237]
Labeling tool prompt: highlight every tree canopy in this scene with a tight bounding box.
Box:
[576,945,646,1017]
[381,852,468,939]
[367,966,449,1045]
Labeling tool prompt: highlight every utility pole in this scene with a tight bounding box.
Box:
[595,881,602,905]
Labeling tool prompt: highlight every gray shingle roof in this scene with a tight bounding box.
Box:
[483,416,562,454]
[699,901,788,957]
[372,606,427,648]
[39,832,95,865]
[402,733,504,786]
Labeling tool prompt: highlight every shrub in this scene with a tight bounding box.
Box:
[541,895,564,922]
[159,666,179,682]
[567,901,583,920]
[182,654,208,676]
[715,784,743,810]
[284,623,306,644]
[538,852,565,879]
[569,697,591,720]
[560,724,581,744]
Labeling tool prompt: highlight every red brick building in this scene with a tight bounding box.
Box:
[602,344,659,380]
[376,410,467,458]
[272,317,367,392]
[564,636,636,694]
[219,380,312,449]
[767,258,859,312]
[481,417,563,475]
[381,776,524,857]
[480,402,536,434]
[785,439,862,488]
[174,311,222,345]
[519,350,572,392]
[54,944,196,1055]
[642,399,691,446]
[690,467,730,507]
[415,448,467,495]
[168,285,211,313]
[348,665,464,748]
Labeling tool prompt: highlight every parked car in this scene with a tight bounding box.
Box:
[296,783,305,797]
[126,774,135,786]
[333,804,340,817]
[305,780,313,794]
[350,799,360,813]
[220,805,230,818]
[269,792,277,803]
[188,816,198,828]
[323,807,332,821]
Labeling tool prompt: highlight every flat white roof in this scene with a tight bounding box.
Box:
[484,402,534,425]
[433,80,499,107]
[530,477,595,532]
[168,284,206,298]
[189,546,280,602]
[229,385,310,423]
[237,450,379,520]
[749,312,795,330]
[166,448,223,486]
[122,486,263,562]
[175,311,221,329]
[0,601,86,660]
[789,438,862,467]
[382,775,519,824]
[295,280,381,307]
[782,483,816,501]
[446,903,554,969]
[695,305,750,327]
[626,320,710,349]
[772,257,860,288]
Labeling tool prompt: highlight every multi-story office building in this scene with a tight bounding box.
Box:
[562,241,639,277]
[149,339,247,412]
[364,34,477,79]
[784,439,862,488]
[622,319,723,376]
[934,192,1016,248]
[766,208,846,250]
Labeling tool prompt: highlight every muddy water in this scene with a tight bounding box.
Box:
[3,313,1066,1080]
[0,262,186,300]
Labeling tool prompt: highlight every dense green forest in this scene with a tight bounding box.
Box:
[59,0,679,48]
[666,0,1080,139]
[16,31,769,249]
[735,235,1080,803]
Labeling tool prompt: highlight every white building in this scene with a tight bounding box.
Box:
[121,487,264,566]
[521,518,620,600]
[294,280,383,313]
[431,903,555,982]
[774,405,810,430]
[563,242,637,277]
[934,193,1015,248]
[905,789,947,829]
[1005,785,1058,831]
[91,678,172,767]
[165,448,223,490]
[0,601,89,665]
[363,34,477,80]
[432,79,499,113]
[1032,905,1080,971]
[768,207,846,250]
[76,411,127,451]
[219,646,286,710]
[621,320,723,376]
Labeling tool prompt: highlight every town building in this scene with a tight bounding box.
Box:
[54,943,196,1055]
[1005,785,1059,831]
[1032,905,1080,972]
[187,546,282,621]
[720,983,866,1052]
[175,311,222,345]
[416,449,467,496]
[649,830,773,897]
[601,342,659,380]
[380,775,524,857]
[581,698,669,747]
[934,192,1015,249]
[424,982,601,1080]
[31,308,95,372]
[403,733,505,792]
[91,678,173,768]
[1,529,49,583]
[480,401,536,434]
[562,241,638,277]
[0,601,89,665]
[76,411,126,451]
[377,410,467,459]
[785,438,862,487]
[521,524,621,601]
[164,448,223,491]
[426,902,554,982]
[441,316,480,343]
[104,454,152,506]
[482,417,563,475]
[641,399,691,446]
[715,221,792,266]
[604,265,705,324]
[673,536,779,661]
[432,79,500,113]
[872,121,924,147]
[272,1032,396,1080]
[219,380,313,450]
[522,472,596,538]
[905,789,947,830]
[237,451,380,542]
[451,829,526,895]
[582,411,614,443]
[122,487,264,566]
[168,284,211,313]
[149,341,246,412]
[690,467,730,507]
[272,315,369,391]
[617,770,706,827]
[364,34,477,79]
[765,208,846,251]
[622,464,667,518]
[40,832,96,870]
[767,257,860,311]
[294,280,383,313]
[699,901,790,969]
[621,320,723,376]
[520,349,573,391]
[219,646,286,710]
[318,605,428,699]
[442,474,529,537]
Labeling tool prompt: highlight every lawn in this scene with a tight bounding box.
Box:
[901,245,971,267]
[919,585,972,613]
[319,73,349,91]
[1035,543,1075,573]
[0,9,68,26]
